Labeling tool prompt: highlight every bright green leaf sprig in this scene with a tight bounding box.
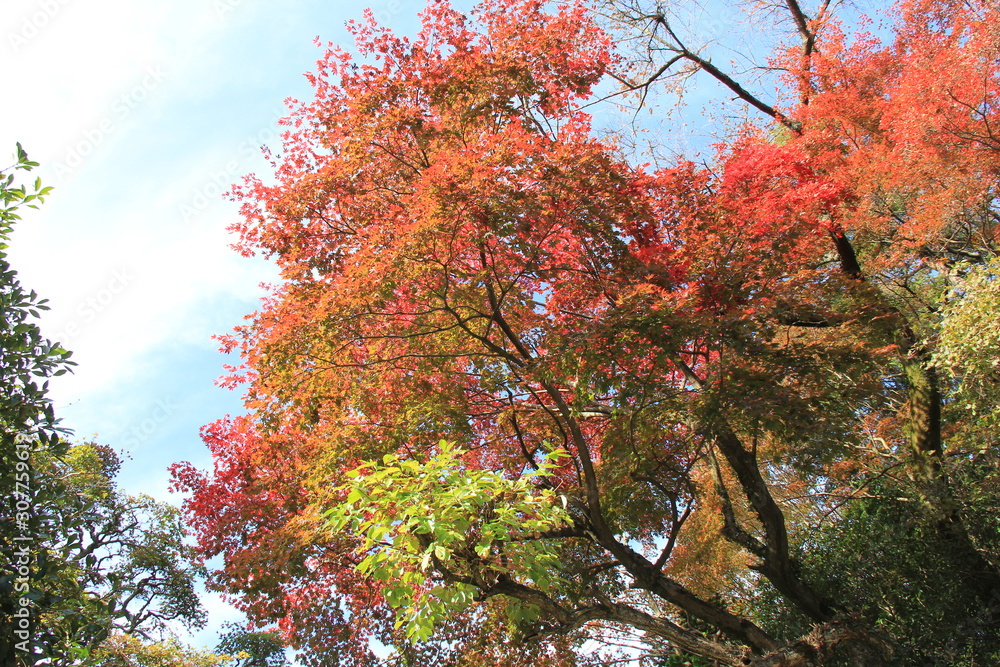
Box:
[325,441,573,642]
[1,142,53,241]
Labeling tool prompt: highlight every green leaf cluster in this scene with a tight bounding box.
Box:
[0,144,73,448]
[740,479,1000,665]
[934,257,1000,442]
[325,441,572,642]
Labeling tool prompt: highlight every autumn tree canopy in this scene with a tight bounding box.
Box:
[172,0,1000,664]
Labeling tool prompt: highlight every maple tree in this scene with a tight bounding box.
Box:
[172,0,1000,664]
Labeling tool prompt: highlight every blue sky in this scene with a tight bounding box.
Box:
[2,0,431,650]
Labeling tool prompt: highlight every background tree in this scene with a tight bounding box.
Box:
[213,623,287,667]
[90,634,229,667]
[25,442,208,663]
[3,439,209,666]
[173,0,1000,664]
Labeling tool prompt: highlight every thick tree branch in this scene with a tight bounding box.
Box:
[669,354,833,622]
[707,446,767,560]
[643,14,802,132]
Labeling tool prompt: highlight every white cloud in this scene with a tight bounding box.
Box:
[2,0,290,403]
